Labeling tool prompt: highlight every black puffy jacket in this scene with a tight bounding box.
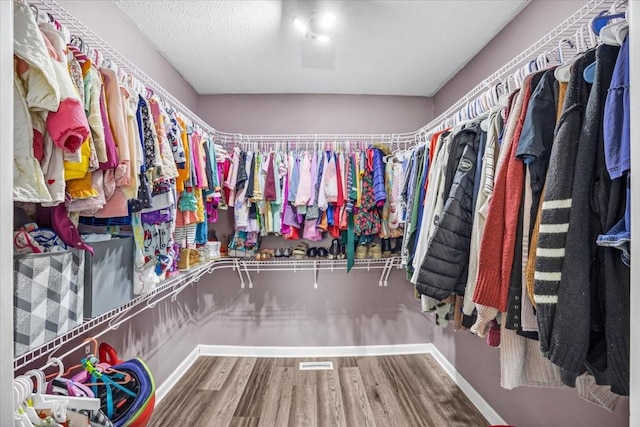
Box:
[416,122,484,301]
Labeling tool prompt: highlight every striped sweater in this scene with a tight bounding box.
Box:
[533,50,596,355]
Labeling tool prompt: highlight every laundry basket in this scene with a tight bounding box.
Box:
[13,249,85,356]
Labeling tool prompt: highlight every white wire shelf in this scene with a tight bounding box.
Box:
[231,256,402,289]
[233,256,400,267]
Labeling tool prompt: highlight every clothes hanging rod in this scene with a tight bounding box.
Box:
[214,133,420,142]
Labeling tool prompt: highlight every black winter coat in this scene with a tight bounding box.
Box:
[416,122,484,301]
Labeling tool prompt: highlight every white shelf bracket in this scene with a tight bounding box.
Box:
[383,258,395,286]
[313,261,318,289]
[378,258,391,287]
[233,258,245,289]
[242,261,253,289]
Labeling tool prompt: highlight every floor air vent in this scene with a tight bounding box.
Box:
[299,361,334,371]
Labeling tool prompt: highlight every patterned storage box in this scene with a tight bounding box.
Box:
[13,249,85,357]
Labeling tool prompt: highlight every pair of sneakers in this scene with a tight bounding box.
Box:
[291,242,330,259]
[355,242,382,259]
[307,247,329,258]
[274,247,294,258]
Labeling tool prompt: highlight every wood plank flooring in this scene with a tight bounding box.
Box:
[149,354,489,427]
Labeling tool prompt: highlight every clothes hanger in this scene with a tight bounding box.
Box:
[480,96,493,132]
[554,38,578,83]
[483,90,492,110]
[498,74,515,107]
[585,22,597,48]
[27,367,101,412]
[14,375,49,426]
[13,378,33,427]
[535,52,549,72]
[14,376,40,427]
[591,10,626,35]
[599,11,628,46]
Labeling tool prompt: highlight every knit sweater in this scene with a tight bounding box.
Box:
[533,49,596,356]
[473,74,538,317]
[546,45,619,383]
[500,325,563,390]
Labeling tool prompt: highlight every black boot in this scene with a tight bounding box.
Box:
[382,238,392,257]
[339,243,346,259]
[328,239,340,259]
[391,236,403,254]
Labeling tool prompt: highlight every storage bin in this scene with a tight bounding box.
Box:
[84,236,134,318]
[14,249,85,357]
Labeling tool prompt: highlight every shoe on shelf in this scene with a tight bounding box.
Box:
[328,239,340,259]
[178,248,191,270]
[368,242,382,259]
[356,242,368,259]
[257,249,274,261]
[275,248,284,258]
[339,244,346,259]
[391,236,403,255]
[307,247,318,258]
[382,238,392,257]
[317,247,329,258]
[293,243,309,259]
[283,247,293,258]
[189,248,201,265]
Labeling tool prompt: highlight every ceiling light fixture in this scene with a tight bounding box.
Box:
[293,10,336,43]
[293,17,308,34]
[320,13,336,29]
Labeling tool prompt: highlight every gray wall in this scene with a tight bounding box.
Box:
[197,268,430,347]
[433,0,587,116]
[198,93,434,134]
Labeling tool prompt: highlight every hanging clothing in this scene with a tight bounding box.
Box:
[415,122,485,301]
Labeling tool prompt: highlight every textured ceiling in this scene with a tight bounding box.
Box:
[110,0,529,96]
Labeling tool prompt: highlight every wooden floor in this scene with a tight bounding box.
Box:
[149,354,489,427]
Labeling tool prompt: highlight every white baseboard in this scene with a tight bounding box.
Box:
[425,343,506,425]
[155,346,200,403]
[156,343,505,425]
[197,343,432,358]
